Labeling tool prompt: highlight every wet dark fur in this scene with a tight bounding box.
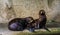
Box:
[8,17,34,31]
[30,10,50,32]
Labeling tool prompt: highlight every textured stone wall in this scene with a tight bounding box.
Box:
[13,0,48,18]
[0,0,60,23]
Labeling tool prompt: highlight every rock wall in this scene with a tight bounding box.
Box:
[0,0,60,23]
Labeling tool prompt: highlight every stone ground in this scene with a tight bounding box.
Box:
[0,23,60,35]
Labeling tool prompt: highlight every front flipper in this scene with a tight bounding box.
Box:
[28,28,35,32]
